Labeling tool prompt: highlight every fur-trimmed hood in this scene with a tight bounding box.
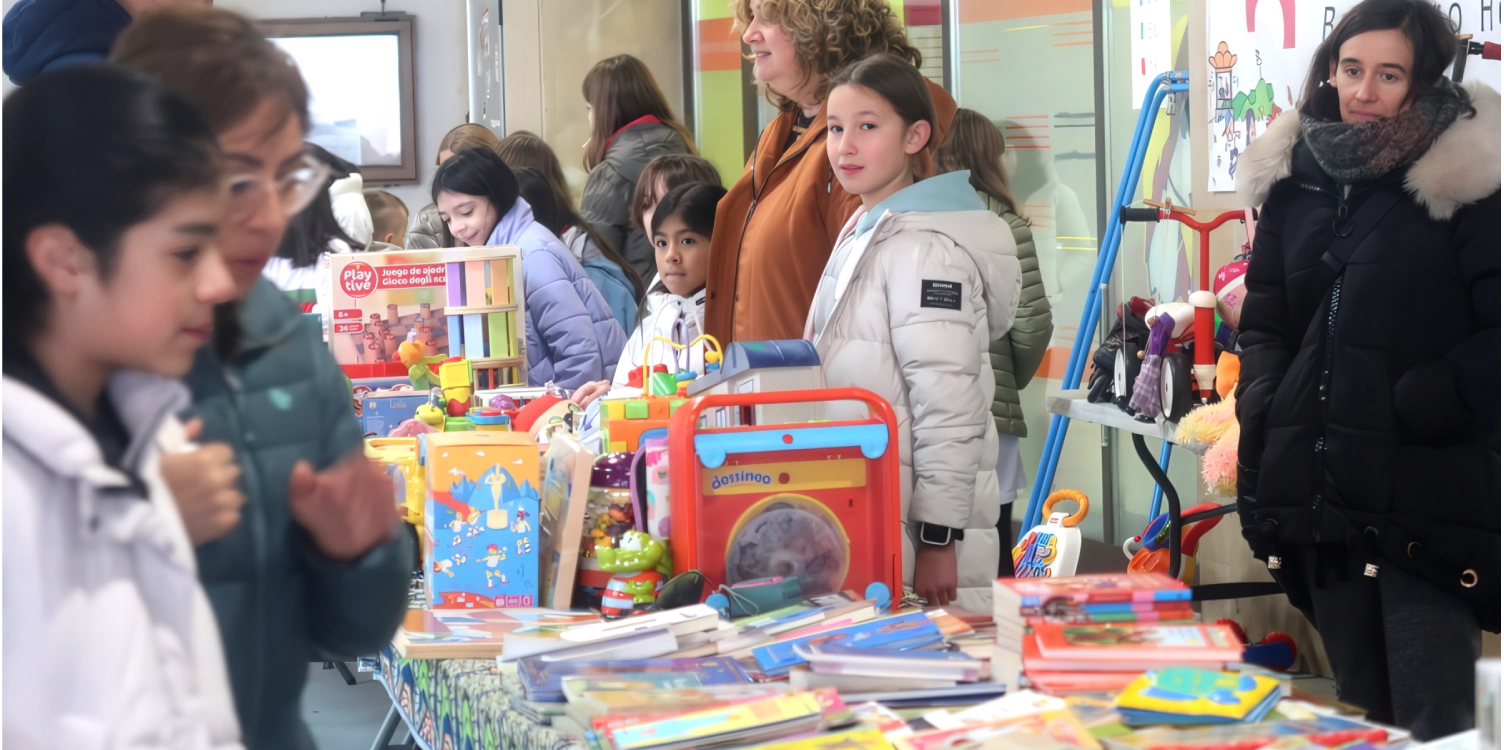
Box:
[1236,81,1501,220]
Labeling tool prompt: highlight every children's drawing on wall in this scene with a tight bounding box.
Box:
[1206,0,1499,193]
[1208,42,1289,193]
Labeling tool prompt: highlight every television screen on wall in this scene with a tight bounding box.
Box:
[259,15,418,183]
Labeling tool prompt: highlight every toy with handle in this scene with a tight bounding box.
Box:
[668,388,903,601]
[1013,490,1090,578]
[1127,501,1226,584]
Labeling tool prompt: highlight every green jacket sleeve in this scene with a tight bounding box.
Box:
[299,342,412,658]
[1002,209,1052,391]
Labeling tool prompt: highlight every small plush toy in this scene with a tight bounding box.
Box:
[1175,351,1242,497]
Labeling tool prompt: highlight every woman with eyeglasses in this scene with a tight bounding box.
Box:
[112,9,412,750]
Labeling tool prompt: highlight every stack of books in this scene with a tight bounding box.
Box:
[990,574,1244,693]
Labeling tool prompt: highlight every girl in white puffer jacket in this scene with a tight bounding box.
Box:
[807,55,1021,612]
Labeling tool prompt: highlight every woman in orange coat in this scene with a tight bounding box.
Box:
[705,0,957,343]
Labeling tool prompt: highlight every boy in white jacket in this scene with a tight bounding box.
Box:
[610,182,728,388]
[3,66,245,749]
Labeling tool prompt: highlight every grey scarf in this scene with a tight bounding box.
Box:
[1300,79,1469,184]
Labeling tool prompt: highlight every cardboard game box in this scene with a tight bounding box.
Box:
[327,245,526,390]
[423,431,541,608]
[359,389,429,438]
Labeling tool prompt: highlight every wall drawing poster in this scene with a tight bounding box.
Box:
[1206,0,1500,192]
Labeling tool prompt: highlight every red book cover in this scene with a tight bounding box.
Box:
[998,573,1189,607]
[1032,622,1244,663]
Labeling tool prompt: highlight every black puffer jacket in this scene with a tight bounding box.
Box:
[1234,82,1500,632]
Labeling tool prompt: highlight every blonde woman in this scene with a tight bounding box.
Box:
[705,0,959,344]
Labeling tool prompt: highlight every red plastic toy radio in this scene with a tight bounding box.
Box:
[668,389,903,602]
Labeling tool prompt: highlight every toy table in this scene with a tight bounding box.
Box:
[375,648,586,750]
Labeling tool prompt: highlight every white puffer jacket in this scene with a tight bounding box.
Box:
[2,373,242,750]
[805,172,1021,613]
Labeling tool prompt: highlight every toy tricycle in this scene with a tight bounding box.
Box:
[1114,199,1248,421]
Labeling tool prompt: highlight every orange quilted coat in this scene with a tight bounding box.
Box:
[705,79,957,344]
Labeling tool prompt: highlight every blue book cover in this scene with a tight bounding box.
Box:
[518,657,751,702]
[751,611,942,673]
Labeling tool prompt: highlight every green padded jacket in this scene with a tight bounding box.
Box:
[183,278,413,750]
[983,193,1053,438]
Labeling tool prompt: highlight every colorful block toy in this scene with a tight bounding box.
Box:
[328,245,526,391]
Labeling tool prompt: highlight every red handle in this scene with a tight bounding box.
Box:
[1179,501,1226,556]
[1483,41,1500,60]
[667,388,904,598]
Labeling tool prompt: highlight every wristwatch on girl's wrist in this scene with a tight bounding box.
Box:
[917,522,965,547]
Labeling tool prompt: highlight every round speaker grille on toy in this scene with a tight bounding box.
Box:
[723,494,851,597]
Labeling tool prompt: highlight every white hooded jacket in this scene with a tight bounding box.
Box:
[2,372,242,750]
[804,171,1022,613]
[611,283,709,387]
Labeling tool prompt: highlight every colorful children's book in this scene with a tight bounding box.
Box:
[1114,668,1283,726]
[516,656,751,702]
[393,607,593,659]
[922,690,1066,731]
[532,628,678,665]
[539,434,594,609]
[423,432,541,609]
[751,611,943,674]
[896,709,1100,750]
[841,681,1007,708]
[605,692,825,750]
[563,684,788,724]
[994,573,1189,613]
[787,666,956,693]
[1101,716,1409,750]
[1031,622,1245,665]
[745,727,893,749]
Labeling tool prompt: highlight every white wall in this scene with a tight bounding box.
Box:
[0,0,469,212]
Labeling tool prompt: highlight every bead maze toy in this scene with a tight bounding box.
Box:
[600,335,723,453]
[668,388,903,601]
[328,245,526,392]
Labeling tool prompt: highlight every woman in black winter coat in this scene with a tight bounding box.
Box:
[1234,0,1499,739]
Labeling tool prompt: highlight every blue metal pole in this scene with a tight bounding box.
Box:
[1019,72,1189,542]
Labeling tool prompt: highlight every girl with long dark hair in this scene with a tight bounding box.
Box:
[432,148,627,389]
[578,55,694,280]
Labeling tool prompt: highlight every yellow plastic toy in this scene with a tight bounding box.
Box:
[365,437,426,529]
[438,358,475,417]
